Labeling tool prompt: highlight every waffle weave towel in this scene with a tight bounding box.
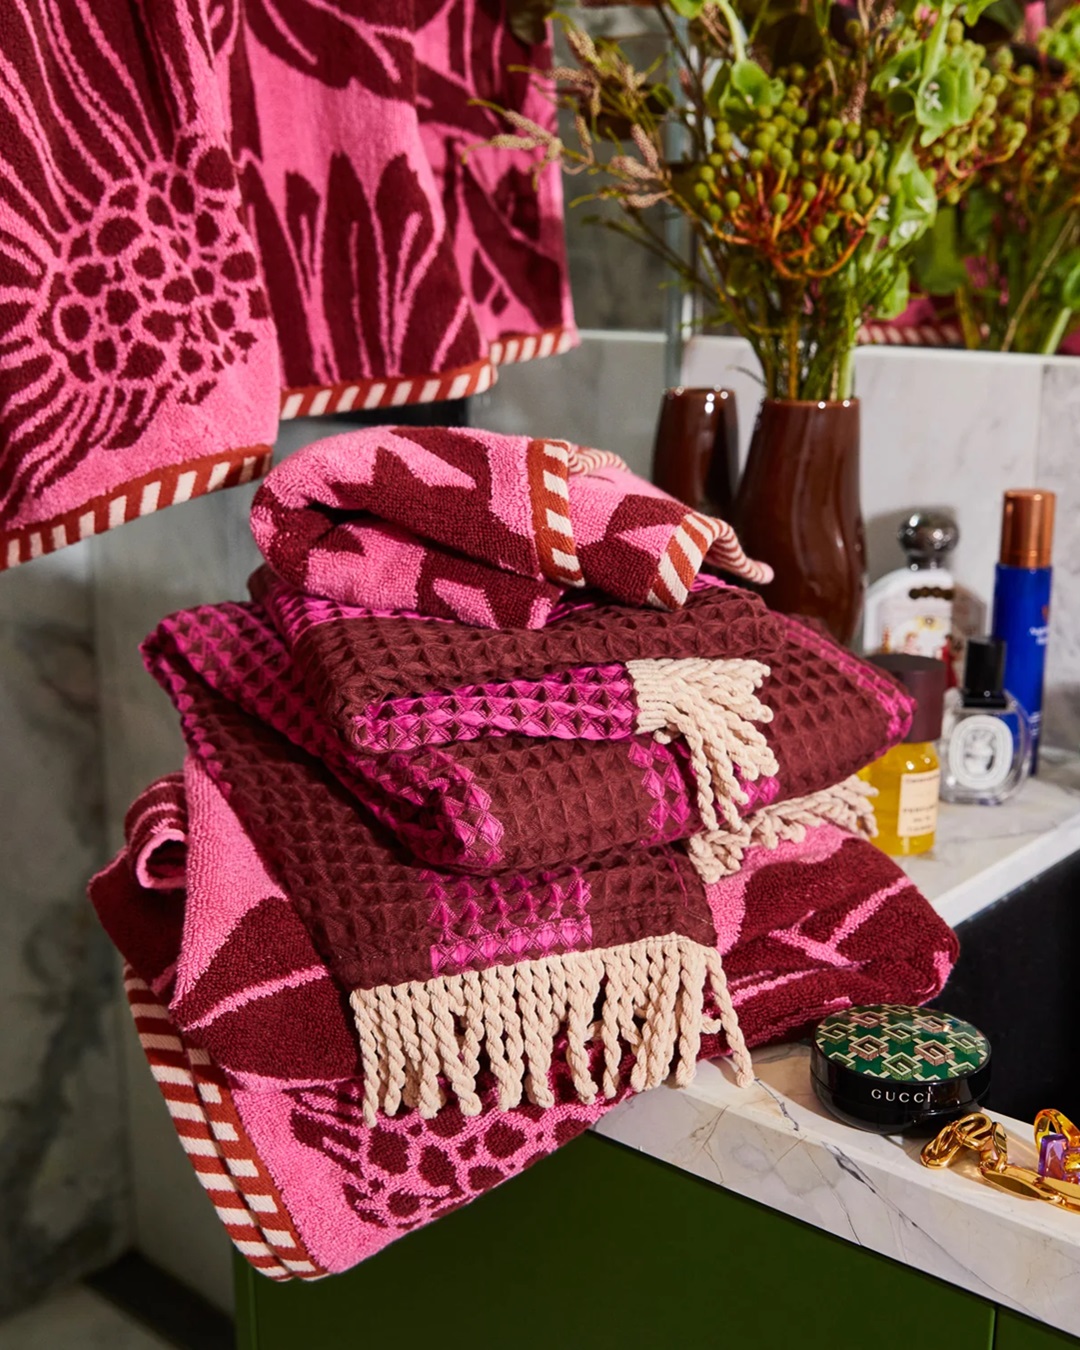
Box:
[135,595,945,1131]
[93,761,958,1280]
[149,580,911,877]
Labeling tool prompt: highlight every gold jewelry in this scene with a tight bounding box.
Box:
[920,1112,1080,1212]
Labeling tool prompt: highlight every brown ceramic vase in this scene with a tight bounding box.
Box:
[651,386,738,519]
[733,398,866,645]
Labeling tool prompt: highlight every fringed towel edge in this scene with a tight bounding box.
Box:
[628,657,779,834]
[350,935,753,1124]
[687,774,878,883]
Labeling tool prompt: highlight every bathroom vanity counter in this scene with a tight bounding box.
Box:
[595,751,1080,1340]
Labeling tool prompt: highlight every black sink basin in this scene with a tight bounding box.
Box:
[938,849,1080,1124]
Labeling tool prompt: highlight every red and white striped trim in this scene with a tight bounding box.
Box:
[279,325,578,421]
[703,517,774,587]
[647,512,722,609]
[567,447,627,475]
[487,326,577,367]
[2,326,577,570]
[527,438,585,588]
[647,511,773,609]
[123,969,326,1282]
[0,446,272,573]
[279,360,495,421]
[858,321,964,348]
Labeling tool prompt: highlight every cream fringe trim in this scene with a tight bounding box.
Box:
[627,657,778,834]
[687,775,878,883]
[350,936,754,1125]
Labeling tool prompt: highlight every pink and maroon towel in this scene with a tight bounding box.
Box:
[94,762,957,1280]
[88,421,954,1280]
[2,2,574,569]
[249,428,773,627]
[146,582,911,877]
[133,587,944,1125]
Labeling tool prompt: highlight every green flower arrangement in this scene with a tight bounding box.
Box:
[912,9,1080,352]
[493,0,1007,399]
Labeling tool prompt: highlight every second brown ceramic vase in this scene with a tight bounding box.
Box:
[651,386,738,518]
[733,398,866,645]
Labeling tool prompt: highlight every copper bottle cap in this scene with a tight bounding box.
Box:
[999,489,1055,569]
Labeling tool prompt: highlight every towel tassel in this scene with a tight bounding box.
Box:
[350,936,754,1125]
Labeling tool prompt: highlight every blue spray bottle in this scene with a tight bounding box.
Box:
[991,489,1055,771]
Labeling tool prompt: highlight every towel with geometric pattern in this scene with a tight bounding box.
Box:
[249,427,773,629]
[91,764,959,1280]
[135,598,943,1131]
[148,584,913,879]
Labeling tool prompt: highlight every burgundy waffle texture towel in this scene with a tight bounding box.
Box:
[2,2,574,570]
[92,762,958,1280]
[248,429,773,627]
[150,582,912,876]
[134,608,949,1128]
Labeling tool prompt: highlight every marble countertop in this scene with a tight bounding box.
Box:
[597,754,1080,1338]
[898,749,1080,928]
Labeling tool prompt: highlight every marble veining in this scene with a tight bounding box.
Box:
[0,542,126,1318]
[596,1046,1080,1335]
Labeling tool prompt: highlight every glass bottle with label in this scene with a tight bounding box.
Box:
[861,655,946,856]
[862,511,958,665]
[940,636,1032,805]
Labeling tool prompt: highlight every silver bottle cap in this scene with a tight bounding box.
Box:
[899,511,959,568]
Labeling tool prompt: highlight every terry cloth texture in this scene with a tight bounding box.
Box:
[248,429,773,628]
[151,586,911,877]
[1,2,574,568]
[93,767,958,1279]
[137,600,945,1131]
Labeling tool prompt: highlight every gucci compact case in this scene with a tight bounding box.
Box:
[811,1004,992,1134]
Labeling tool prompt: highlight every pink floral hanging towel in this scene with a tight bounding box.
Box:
[0,1,576,569]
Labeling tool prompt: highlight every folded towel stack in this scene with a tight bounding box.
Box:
[90,425,958,1280]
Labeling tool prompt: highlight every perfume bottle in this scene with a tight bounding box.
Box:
[862,655,946,856]
[940,637,1032,805]
[863,511,958,665]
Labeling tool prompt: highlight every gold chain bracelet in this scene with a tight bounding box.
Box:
[920,1110,1080,1211]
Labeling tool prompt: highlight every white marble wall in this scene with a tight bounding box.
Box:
[0,542,126,1317]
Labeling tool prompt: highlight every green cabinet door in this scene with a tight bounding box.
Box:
[236,1132,996,1350]
[997,1311,1080,1350]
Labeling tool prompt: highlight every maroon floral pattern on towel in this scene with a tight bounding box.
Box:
[95,770,957,1279]
[249,431,773,629]
[2,1,574,568]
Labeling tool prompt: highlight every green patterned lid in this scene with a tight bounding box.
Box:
[814,1004,990,1083]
